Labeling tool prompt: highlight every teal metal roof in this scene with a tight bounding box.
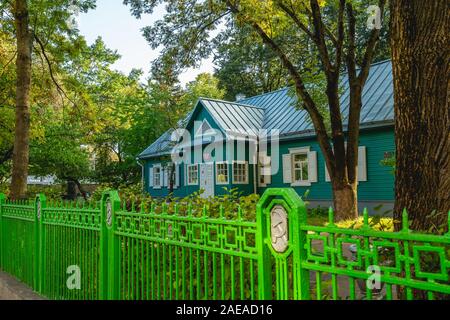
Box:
[139,60,394,159]
[239,59,394,135]
[195,98,265,137]
[138,129,174,159]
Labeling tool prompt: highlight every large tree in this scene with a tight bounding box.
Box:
[390,0,449,232]
[10,0,32,199]
[125,0,386,219]
[1,0,96,199]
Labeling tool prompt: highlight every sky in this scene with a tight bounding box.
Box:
[77,0,215,85]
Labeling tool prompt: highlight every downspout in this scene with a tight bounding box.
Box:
[136,158,145,195]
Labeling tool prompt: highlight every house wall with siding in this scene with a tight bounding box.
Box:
[143,106,257,198]
[257,126,395,210]
[143,125,395,209]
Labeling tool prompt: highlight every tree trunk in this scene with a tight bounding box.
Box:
[332,181,358,220]
[10,0,32,200]
[390,0,449,232]
[66,181,77,200]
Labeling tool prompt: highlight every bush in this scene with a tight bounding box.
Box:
[110,186,259,221]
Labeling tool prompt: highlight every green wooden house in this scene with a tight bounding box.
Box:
[137,60,395,211]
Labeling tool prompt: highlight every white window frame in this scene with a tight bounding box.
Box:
[258,152,271,187]
[153,164,162,189]
[186,164,199,185]
[215,161,229,185]
[232,160,249,184]
[289,147,311,187]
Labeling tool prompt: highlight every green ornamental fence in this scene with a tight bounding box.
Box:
[0,189,449,300]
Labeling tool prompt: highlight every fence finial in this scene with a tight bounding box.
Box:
[328,207,334,225]
[402,208,409,232]
[202,204,207,217]
[150,202,156,214]
[237,205,242,220]
[219,204,224,219]
[363,208,369,227]
[447,210,450,235]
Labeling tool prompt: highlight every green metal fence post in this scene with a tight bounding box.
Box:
[256,188,310,300]
[35,194,46,293]
[32,194,42,291]
[100,190,121,300]
[0,193,5,269]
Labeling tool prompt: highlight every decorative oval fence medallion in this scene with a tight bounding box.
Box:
[106,200,112,227]
[270,205,288,253]
[37,199,41,220]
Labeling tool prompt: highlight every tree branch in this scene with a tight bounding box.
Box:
[33,33,77,107]
[357,0,386,85]
[335,0,345,70]
[224,0,336,174]
[276,1,315,40]
[309,0,333,72]
[0,50,17,78]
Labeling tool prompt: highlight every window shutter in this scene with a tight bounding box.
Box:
[174,165,180,188]
[264,155,272,185]
[149,166,153,187]
[161,168,165,188]
[308,151,318,182]
[282,154,292,184]
[265,168,272,185]
[358,146,367,181]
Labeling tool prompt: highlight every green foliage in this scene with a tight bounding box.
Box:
[30,119,91,182]
[213,25,290,100]
[380,153,396,174]
[26,184,66,200]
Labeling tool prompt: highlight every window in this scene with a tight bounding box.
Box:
[216,162,229,184]
[282,147,317,185]
[232,161,248,184]
[292,153,309,183]
[187,164,198,185]
[153,165,162,188]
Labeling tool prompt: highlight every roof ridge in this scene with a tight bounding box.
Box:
[240,60,392,102]
[239,87,290,102]
[199,97,265,110]
[364,58,392,68]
